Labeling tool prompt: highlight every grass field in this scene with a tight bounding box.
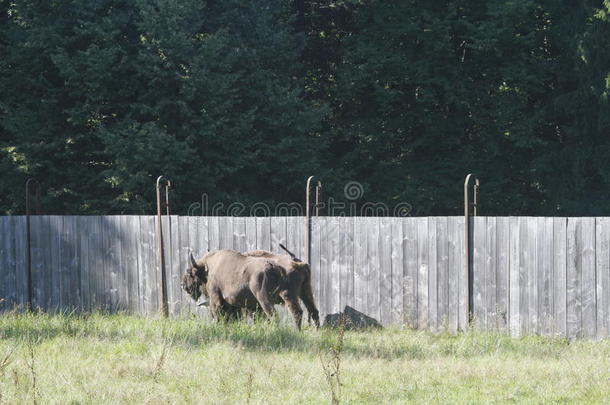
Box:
[0,312,609,404]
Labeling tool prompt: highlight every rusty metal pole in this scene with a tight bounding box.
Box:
[305,177,323,264]
[464,174,480,325]
[315,181,322,217]
[156,176,171,318]
[25,178,40,311]
[305,176,315,265]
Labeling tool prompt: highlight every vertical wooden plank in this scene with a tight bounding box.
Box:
[518,217,529,334]
[99,216,110,311]
[245,217,257,252]
[186,216,200,263]
[310,216,323,314]
[528,217,539,334]
[219,216,233,250]
[0,217,8,309]
[163,215,175,315]
[538,217,554,335]
[486,217,497,330]
[353,217,368,316]
[4,216,18,308]
[68,216,82,311]
[77,216,93,311]
[379,217,392,325]
[270,217,287,254]
[427,217,438,331]
[208,216,220,251]
[49,216,62,312]
[138,215,149,316]
[340,217,354,311]
[233,217,246,253]
[318,217,330,316]
[166,216,178,316]
[286,217,299,257]
[391,218,405,325]
[346,217,355,309]
[457,216,468,331]
[472,216,486,329]
[173,216,191,316]
[100,216,110,311]
[509,217,521,337]
[553,217,567,337]
[417,217,428,330]
[13,216,28,309]
[403,218,417,328]
[256,217,271,252]
[135,216,145,315]
[447,217,460,332]
[30,216,46,310]
[61,216,78,310]
[138,216,157,316]
[43,216,55,311]
[367,217,381,322]
[124,216,140,314]
[327,217,340,315]
[6,216,21,308]
[106,216,122,311]
[336,217,345,311]
[118,216,128,311]
[595,218,609,337]
[187,216,208,319]
[0,216,16,309]
[320,217,334,314]
[496,217,510,331]
[436,217,449,331]
[566,218,582,339]
[197,217,210,255]
[581,217,596,338]
[183,216,198,315]
[87,216,102,311]
[295,216,305,263]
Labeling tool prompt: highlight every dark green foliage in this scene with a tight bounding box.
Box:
[0,0,609,215]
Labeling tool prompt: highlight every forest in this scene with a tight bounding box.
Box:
[1,0,609,216]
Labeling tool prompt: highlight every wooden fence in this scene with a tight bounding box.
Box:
[0,215,609,338]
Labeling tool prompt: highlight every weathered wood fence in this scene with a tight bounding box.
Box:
[0,216,609,338]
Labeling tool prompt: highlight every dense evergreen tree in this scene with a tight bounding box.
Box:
[0,0,609,215]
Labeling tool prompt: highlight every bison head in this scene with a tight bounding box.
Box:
[181,253,208,302]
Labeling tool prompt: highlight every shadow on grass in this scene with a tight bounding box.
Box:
[0,311,594,361]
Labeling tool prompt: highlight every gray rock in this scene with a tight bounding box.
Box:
[323,305,382,330]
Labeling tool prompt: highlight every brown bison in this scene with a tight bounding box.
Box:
[243,246,319,329]
[182,248,319,329]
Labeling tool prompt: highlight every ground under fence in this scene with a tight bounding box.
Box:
[0,216,608,339]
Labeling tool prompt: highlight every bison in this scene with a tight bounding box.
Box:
[243,246,319,329]
[182,248,319,329]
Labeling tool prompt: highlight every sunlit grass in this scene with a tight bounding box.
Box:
[0,311,608,404]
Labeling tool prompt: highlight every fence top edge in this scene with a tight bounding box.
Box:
[2,215,608,220]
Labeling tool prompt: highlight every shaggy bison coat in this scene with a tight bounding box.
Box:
[182,249,319,329]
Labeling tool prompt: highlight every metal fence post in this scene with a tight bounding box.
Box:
[25,178,41,311]
[464,173,480,325]
[156,176,171,318]
[305,176,322,264]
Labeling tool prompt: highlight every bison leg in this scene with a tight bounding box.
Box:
[207,287,227,322]
[208,288,238,322]
[300,283,320,329]
[249,273,277,322]
[221,304,241,323]
[280,290,304,330]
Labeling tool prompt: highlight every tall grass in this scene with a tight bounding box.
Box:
[0,311,608,404]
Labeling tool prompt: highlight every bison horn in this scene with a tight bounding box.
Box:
[190,252,198,268]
